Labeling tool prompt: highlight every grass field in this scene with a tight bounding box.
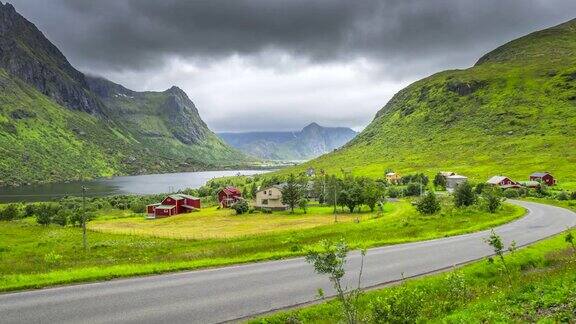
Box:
[0,200,524,292]
[253,199,576,323]
[89,206,359,239]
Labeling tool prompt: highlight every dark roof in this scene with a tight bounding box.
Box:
[530,172,551,178]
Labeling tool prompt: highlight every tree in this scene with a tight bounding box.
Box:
[454,182,476,207]
[305,240,366,324]
[483,188,502,213]
[339,176,363,213]
[250,182,258,199]
[416,191,441,215]
[362,178,381,212]
[52,209,70,226]
[281,174,302,213]
[433,172,447,189]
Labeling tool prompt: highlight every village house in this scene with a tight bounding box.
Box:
[440,171,456,178]
[386,172,401,184]
[446,174,468,193]
[218,186,242,208]
[254,184,288,211]
[146,194,201,219]
[530,172,557,186]
[487,176,520,189]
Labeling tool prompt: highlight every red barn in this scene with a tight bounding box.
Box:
[146,194,201,219]
[530,172,556,186]
[218,186,242,208]
[487,175,521,189]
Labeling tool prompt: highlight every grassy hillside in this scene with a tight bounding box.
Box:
[0,70,248,185]
[288,19,576,188]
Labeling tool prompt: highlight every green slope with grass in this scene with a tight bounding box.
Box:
[290,19,576,188]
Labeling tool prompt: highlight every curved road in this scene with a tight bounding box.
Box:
[1,200,575,323]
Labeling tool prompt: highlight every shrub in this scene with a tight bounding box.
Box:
[130,202,146,214]
[502,189,519,199]
[52,209,70,226]
[262,208,273,214]
[35,203,59,226]
[387,186,401,198]
[298,198,309,214]
[557,191,570,201]
[0,203,21,221]
[474,183,487,194]
[231,199,249,215]
[370,284,425,323]
[44,251,63,266]
[433,172,447,189]
[483,189,503,213]
[416,192,441,215]
[453,182,476,207]
[571,191,576,200]
[404,182,422,197]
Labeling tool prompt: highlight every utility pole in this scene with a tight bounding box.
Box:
[333,180,338,223]
[81,186,88,251]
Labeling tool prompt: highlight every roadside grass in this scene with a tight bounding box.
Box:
[0,201,523,292]
[251,201,576,323]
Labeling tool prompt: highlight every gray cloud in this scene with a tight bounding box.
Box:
[8,0,576,131]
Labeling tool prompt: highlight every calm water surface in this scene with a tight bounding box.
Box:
[0,170,270,202]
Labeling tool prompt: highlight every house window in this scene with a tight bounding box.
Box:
[263,191,267,194]
[268,191,272,196]
[262,199,268,205]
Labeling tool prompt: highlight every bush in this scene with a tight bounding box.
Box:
[416,192,441,215]
[387,186,401,198]
[231,199,249,215]
[0,203,21,221]
[370,285,425,323]
[35,203,59,226]
[262,208,273,214]
[69,211,96,227]
[502,189,519,199]
[474,183,487,195]
[52,209,70,226]
[404,182,422,197]
[453,182,476,207]
[571,192,576,200]
[557,191,570,201]
[482,188,502,213]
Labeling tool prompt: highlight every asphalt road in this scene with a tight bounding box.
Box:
[1,200,575,324]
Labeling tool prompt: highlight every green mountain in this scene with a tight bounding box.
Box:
[292,19,576,188]
[218,123,357,160]
[0,3,250,185]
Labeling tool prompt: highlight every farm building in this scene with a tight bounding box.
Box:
[446,175,468,192]
[218,186,242,208]
[530,172,557,186]
[146,194,201,219]
[386,172,401,184]
[255,184,288,211]
[487,176,521,189]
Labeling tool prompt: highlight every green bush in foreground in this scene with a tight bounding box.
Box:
[416,191,441,215]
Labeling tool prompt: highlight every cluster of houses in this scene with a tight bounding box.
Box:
[146,171,557,219]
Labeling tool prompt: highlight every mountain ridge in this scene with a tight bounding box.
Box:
[0,3,251,185]
[218,123,357,160]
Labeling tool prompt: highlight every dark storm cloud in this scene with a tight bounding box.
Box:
[10,0,576,73]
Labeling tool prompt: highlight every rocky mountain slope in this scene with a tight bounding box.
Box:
[218,123,357,160]
[0,2,249,185]
[291,18,576,187]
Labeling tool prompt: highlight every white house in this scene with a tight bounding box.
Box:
[446,175,468,192]
[254,184,288,210]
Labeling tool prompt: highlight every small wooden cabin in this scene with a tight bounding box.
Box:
[530,172,556,186]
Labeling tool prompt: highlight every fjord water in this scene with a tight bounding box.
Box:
[0,170,269,202]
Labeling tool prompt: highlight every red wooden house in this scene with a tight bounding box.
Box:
[218,186,242,208]
[530,172,556,186]
[487,175,521,189]
[147,194,201,219]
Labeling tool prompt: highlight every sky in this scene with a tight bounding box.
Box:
[9,0,576,132]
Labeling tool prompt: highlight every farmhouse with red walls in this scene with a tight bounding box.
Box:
[147,194,201,219]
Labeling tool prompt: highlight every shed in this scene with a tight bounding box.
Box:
[218,186,242,208]
[529,172,556,186]
[446,175,468,193]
